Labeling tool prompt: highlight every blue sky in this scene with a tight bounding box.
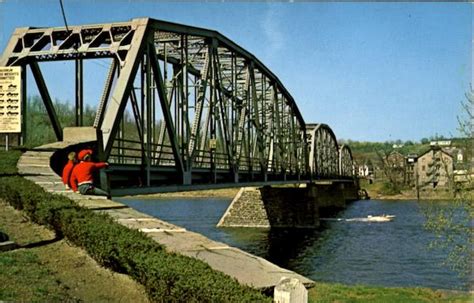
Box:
[0,1,471,142]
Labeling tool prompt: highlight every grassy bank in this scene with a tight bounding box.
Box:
[360,179,458,201]
[308,283,471,302]
[0,199,149,302]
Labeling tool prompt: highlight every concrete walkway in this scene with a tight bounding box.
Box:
[17,143,315,290]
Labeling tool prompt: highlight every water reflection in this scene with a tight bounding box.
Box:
[222,227,322,269]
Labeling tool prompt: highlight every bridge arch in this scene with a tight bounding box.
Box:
[338,144,354,178]
[306,123,339,178]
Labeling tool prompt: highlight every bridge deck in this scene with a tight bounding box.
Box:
[17,143,315,289]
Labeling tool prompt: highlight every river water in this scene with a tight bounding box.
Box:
[117,197,471,290]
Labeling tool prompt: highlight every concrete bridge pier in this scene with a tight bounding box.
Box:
[217,181,359,228]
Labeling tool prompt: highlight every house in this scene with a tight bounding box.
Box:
[357,160,374,178]
[405,154,418,186]
[451,147,471,183]
[358,164,370,177]
[430,140,452,147]
[414,147,454,188]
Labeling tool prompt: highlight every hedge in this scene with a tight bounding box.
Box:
[0,150,21,176]
[0,151,271,302]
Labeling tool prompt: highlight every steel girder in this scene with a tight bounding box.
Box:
[306,124,354,179]
[0,18,309,186]
[339,144,354,178]
[306,123,340,178]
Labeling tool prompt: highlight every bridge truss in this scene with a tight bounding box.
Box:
[0,18,354,190]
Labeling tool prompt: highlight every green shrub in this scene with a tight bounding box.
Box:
[34,196,81,232]
[0,150,21,175]
[0,176,24,210]
[0,151,270,302]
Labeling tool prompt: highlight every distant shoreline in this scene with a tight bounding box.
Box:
[122,188,463,202]
[367,190,466,201]
[123,188,239,200]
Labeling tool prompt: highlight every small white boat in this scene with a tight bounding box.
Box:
[365,215,395,222]
[344,215,395,223]
[320,215,396,223]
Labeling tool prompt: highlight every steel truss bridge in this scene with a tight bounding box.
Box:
[0,18,354,193]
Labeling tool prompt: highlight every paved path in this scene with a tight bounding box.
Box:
[17,143,315,289]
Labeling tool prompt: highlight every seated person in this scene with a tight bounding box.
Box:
[62,151,77,189]
[70,149,109,196]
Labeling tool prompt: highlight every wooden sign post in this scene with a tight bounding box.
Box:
[0,66,22,150]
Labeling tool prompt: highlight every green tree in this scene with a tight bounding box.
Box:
[25,96,96,147]
[25,95,57,147]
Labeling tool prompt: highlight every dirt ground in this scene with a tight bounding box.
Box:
[0,199,150,302]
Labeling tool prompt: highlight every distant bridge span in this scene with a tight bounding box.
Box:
[0,18,355,194]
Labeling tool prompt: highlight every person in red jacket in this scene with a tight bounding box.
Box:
[62,151,77,189]
[70,149,109,196]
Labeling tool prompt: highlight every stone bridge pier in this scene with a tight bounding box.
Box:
[217,181,359,228]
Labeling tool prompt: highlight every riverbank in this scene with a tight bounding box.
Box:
[361,179,473,201]
[125,188,240,199]
[128,183,469,202]
[308,282,472,302]
[370,190,453,201]
[368,189,473,201]
[2,198,472,302]
[0,199,149,302]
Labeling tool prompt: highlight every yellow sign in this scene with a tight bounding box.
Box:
[209,139,217,149]
[0,66,21,133]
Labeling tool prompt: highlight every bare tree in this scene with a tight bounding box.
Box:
[457,88,473,139]
[423,88,473,283]
[375,150,405,194]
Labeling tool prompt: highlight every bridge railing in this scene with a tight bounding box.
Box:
[110,138,274,173]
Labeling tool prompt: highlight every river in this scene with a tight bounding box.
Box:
[116,197,471,290]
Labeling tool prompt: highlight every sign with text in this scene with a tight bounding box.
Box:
[0,66,22,133]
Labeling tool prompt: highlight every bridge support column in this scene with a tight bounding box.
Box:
[182,171,192,185]
[309,181,359,217]
[217,181,359,228]
[99,169,110,195]
[232,172,239,183]
[217,186,320,228]
[217,187,270,228]
[307,183,345,209]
